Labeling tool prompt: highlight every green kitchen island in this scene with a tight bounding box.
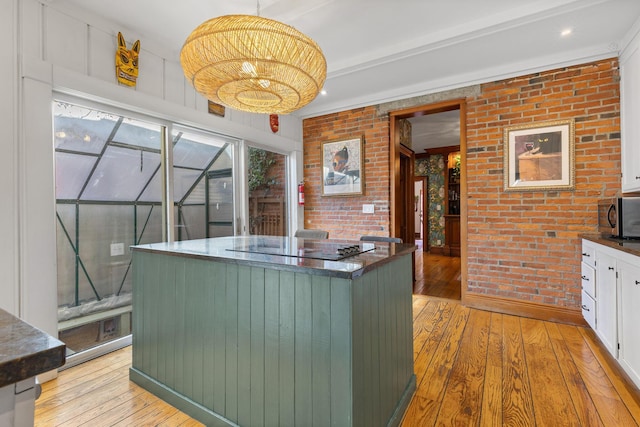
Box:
[129,236,416,427]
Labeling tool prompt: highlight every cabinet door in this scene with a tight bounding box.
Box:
[581,240,596,268]
[581,289,596,330]
[621,43,640,192]
[596,250,618,357]
[618,260,640,386]
[581,261,595,299]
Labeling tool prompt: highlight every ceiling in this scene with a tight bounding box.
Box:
[408,110,461,153]
[50,0,640,151]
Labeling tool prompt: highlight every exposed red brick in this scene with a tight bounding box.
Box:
[302,58,620,309]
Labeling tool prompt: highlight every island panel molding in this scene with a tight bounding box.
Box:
[130,236,416,427]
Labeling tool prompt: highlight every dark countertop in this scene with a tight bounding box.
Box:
[581,234,640,258]
[0,309,65,388]
[132,236,416,279]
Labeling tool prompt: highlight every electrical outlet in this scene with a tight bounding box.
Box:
[110,243,124,256]
[362,204,375,214]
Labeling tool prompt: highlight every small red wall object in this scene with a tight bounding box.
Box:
[270,114,279,133]
[298,182,305,205]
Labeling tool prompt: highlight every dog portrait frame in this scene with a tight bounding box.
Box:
[321,136,364,196]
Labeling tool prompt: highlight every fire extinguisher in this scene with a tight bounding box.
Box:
[298,182,305,205]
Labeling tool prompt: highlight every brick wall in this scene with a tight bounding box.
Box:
[302,107,391,240]
[466,58,620,307]
[302,58,621,309]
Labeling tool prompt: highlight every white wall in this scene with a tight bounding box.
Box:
[0,0,19,316]
[2,0,305,336]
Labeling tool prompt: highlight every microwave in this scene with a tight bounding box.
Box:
[598,197,640,239]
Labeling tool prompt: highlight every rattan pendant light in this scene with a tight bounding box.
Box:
[180,7,326,114]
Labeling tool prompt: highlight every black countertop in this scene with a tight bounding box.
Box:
[0,309,66,388]
[581,234,640,258]
[132,236,416,279]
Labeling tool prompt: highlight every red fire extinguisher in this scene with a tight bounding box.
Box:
[298,182,305,205]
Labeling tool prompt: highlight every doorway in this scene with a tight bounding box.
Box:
[414,177,427,251]
[389,99,466,301]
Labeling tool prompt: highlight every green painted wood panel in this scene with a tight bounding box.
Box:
[294,272,313,426]
[330,278,352,427]
[278,271,296,426]
[250,266,265,426]
[131,250,415,427]
[311,274,331,426]
[173,254,187,398]
[224,264,239,423]
[212,261,227,414]
[236,265,251,427]
[264,268,280,426]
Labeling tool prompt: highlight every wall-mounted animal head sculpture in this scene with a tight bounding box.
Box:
[115,32,140,87]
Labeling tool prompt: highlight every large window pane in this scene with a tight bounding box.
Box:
[55,152,98,200]
[53,100,240,361]
[54,102,117,154]
[81,146,161,201]
[54,102,162,357]
[172,129,235,241]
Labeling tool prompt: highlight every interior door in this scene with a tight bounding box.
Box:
[399,145,415,245]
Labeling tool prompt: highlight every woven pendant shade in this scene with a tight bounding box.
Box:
[180,15,326,114]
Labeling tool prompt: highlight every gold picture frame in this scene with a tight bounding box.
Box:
[321,136,364,196]
[504,119,575,191]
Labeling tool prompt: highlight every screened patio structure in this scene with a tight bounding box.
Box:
[54,101,236,356]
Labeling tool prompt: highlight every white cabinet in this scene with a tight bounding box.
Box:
[581,238,640,389]
[580,241,596,330]
[620,36,640,192]
[618,260,640,387]
[595,249,618,356]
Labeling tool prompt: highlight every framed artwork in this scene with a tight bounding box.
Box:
[503,119,575,191]
[321,136,364,196]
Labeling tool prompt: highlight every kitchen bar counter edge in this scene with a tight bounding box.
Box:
[131,235,416,279]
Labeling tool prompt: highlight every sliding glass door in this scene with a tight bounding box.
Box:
[53,99,238,365]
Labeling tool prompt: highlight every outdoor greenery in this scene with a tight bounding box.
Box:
[248,147,277,192]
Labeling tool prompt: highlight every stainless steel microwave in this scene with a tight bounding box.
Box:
[598,197,640,239]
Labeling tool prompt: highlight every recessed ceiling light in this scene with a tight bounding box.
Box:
[561,28,572,37]
[320,89,327,96]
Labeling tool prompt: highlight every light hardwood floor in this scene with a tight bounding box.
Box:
[413,250,461,299]
[36,295,640,426]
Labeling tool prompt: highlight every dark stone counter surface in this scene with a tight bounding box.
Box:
[132,235,416,279]
[581,234,640,258]
[0,309,65,388]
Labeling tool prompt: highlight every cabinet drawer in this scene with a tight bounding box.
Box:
[581,290,596,330]
[581,243,596,268]
[581,262,596,298]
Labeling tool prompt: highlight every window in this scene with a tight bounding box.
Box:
[53,100,238,361]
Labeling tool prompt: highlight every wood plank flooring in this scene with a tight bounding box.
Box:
[36,295,640,426]
[413,249,461,300]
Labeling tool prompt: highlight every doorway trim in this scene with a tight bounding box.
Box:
[414,176,428,251]
[389,98,467,300]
